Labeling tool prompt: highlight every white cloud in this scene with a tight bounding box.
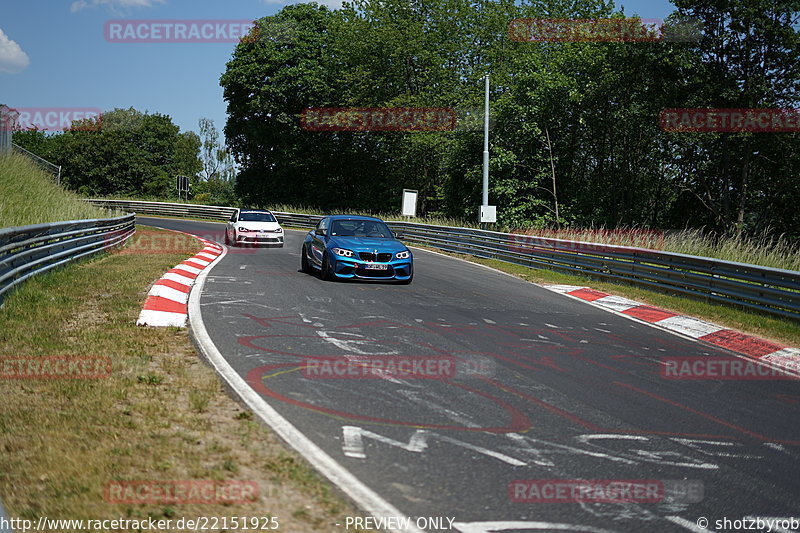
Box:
[0,28,30,74]
[70,0,165,13]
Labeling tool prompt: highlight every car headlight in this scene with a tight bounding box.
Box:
[395,250,411,259]
[276,228,283,233]
[332,248,355,258]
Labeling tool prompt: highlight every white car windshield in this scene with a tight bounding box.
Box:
[239,212,277,222]
[330,219,392,238]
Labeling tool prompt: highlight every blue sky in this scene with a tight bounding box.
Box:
[1,0,678,142]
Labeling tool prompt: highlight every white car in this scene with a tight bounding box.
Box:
[225,209,284,247]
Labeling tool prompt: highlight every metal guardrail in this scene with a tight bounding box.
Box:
[86,199,800,320]
[387,222,800,321]
[0,498,11,533]
[87,199,236,221]
[11,143,62,185]
[0,214,135,307]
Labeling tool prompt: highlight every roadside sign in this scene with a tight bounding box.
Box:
[480,205,497,223]
[402,189,418,217]
[176,175,190,191]
[176,175,190,201]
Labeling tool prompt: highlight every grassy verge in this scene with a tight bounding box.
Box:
[517,226,800,272]
[411,244,800,347]
[0,153,112,227]
[0,226,366,532]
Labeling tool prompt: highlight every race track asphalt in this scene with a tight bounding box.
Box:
[140,217,800,533]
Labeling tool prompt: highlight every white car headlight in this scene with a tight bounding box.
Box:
[276,227,283,233]
[332,248,355,258]
[395,250,411,259]
[238,227,254,232]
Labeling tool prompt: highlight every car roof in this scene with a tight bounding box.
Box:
[327,214,383,222]
[238,209,274,213]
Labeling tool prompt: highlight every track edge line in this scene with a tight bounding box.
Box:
[187,240,425,533]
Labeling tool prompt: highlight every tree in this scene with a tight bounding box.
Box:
[667,0,800,234]
[193,118,236,205]
[48,108,201,198]
[198,118,235,181]
[219,0,800,240]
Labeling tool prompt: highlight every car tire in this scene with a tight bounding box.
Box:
[224,230,230,246]
[398,273,414,285]
[300,246,311,273]
[321,252,334,281]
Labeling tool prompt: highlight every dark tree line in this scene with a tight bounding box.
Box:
[12,108,203,198]
[11,109,241,204]
[221,0,800,238]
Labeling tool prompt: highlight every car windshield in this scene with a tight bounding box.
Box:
[330,219,393,238]
[238,212,276,222]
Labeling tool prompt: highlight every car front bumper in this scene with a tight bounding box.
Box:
[330,257,413,280]
[236,233,284,246]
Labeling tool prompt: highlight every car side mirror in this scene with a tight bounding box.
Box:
[393,232,403,239]
[315,228,326,236]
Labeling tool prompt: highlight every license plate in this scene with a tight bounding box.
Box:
[257,233,271,238]
[364,263,388,270]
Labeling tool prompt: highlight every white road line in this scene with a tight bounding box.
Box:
[593,295,640,312]
[654,316,723,338]
[0,499,11,533]
[136,309,187,328]
[173,264,202,275]
[147,284,189,304]
[188,245,426,533]
[185,257,211,267]
[544,284,587,293]
[665,516,718,532]
[162,272,194,286]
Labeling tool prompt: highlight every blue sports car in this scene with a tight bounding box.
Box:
[300,215,413,284]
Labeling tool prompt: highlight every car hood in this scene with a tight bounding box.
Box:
[328,236,408,253]
[236,221,281,230]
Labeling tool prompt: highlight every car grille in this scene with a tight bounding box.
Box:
[358,252,393,262]
[241,236,283,243]
[357,266,394,277]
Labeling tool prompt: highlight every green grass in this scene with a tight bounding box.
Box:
[0,227,369,531]
[518,226,800,272]
[0,153,112,227]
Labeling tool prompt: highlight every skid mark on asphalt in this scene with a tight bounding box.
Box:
[233,312,800,444]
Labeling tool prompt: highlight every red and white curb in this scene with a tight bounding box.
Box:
[136,238,223,328]
[545,284,800,372]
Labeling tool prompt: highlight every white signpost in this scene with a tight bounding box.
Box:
[401,189,418,217]
[480,205,497,223]
[479,76,496,224]
[176,175,190,201]
[0,105,18,156]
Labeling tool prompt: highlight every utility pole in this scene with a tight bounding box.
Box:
[480,75,496,226]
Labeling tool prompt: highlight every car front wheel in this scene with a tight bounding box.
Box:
[300,246,311,273]
[320,252,334,281]
[398,273,414,285]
